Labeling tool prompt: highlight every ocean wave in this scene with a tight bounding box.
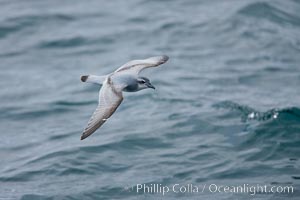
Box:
[2,107,73,120]
[237,2,300,26]
[0,14,74,39]
[213,100,300,122]
[0,136,172,183]
[36,35,115,50]
[79,136,173,153]
[37,36,87,49]
[0,101,81,120]
[52,100,95,106]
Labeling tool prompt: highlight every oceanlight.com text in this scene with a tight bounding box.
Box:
[129,183,294,196]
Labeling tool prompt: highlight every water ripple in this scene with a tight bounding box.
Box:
[0,14,74,39]
[238,2,300,26]
[213,101,300,122]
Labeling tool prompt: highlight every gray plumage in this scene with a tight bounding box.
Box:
[80,55,169,140]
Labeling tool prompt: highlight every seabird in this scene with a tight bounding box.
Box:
[80,55,169,140]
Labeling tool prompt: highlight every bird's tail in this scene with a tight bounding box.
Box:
[80,75,107,85]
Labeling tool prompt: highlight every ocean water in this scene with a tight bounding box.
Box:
[0,0,300,199]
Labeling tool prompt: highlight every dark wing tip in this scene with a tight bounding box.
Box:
[80,124,102,140]
[80,134,86,140]
[80,132,89,140]
[162,55,169,61]
[160,55,169,64]
[81,75,88,82]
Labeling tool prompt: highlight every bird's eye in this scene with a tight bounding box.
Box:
[139,80,146,84]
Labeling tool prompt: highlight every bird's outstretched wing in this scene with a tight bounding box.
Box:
[115,55,169,75]
[81,77,123,140]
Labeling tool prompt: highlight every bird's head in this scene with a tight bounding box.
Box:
[137,77,155,90]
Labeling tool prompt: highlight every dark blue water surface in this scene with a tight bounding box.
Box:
[0,0,300,199]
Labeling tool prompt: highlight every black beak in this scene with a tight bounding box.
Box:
[146,82,155,90]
